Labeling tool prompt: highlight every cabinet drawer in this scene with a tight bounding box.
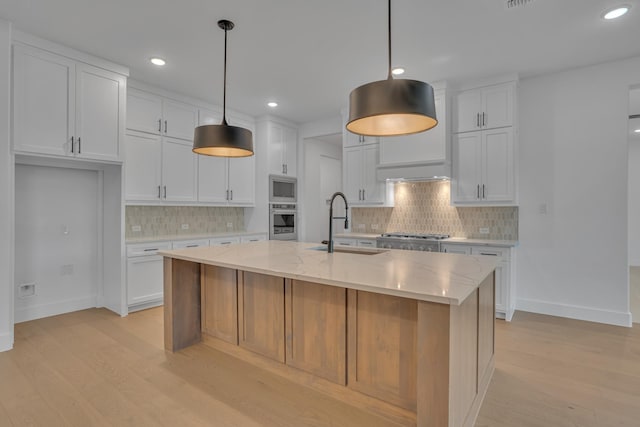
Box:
[334,238,357,247]
[126,241,171,257]
[356,239,376,248]
[240,234,267,243]
[172,239,209,249]
[441,244,472,255]
[210,237,241,246]
[471,246,508,261]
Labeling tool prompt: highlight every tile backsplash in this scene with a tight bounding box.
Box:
[125,206,244,239]
[351,181,518,240]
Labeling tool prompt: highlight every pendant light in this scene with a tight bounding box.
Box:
[347,0,437,137]
[193,19,254,157]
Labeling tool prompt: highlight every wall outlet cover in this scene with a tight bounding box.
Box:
[131,225,142,232]
[479,227,490,235]
[227,222,233,228]
[18,282,36,298]
[371,224,379,230]
[181,223,189,230]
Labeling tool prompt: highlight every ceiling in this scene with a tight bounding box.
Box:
[1,0,640,125]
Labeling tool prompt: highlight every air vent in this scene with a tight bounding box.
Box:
[505,0,535,9]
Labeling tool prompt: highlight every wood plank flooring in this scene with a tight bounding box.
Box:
[0,307,638,426]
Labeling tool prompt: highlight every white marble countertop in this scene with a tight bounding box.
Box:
[126,231,267,244]
[335,233,518,247]
[159,240,498,306]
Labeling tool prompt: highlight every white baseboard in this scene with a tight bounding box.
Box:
[516,298,632,327]
[0,331,13,352]
[15,296,97,323]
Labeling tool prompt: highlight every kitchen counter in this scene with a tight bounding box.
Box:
[126,230,266,244]
[159,240,497,306]
[161,240,496,426]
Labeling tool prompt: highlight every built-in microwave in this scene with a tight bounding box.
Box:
[269,175,297,203]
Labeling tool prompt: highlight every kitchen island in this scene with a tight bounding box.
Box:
[160,240,497,427]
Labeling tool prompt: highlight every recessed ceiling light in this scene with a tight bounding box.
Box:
[267,101,278,108]
[391,67,405,76]
[603,6,630,20]
[150,57,166,66]
[635,129,640,133]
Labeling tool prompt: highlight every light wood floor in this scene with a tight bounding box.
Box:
[1,308,639,427]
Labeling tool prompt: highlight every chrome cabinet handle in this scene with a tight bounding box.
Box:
[476,113,480,128]
[163,186,167,199]
[230,190,233,200]
[186,245,198,248]
[483,112,486,127]
[482,184,485,198]
[143,248,159,252]
[282,164,285,174]
[164,120,167,133]
[226,189,229,200]
[70,136,74,153]
[362,189,365,200]
[158,119,162,132]
[157,185,161,199]
[477,184,480,199]
[78,137,81,154]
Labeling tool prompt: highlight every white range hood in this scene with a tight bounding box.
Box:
[377,162,451,181]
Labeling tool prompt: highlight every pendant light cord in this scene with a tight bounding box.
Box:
[387,0,392,80]
[222,24,229,125]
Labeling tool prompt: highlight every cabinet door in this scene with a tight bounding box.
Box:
[268,123,285,175]
[379,91,447,165]
[482,128,514,202]
[124,132,162,201]
[482,84,513,130]
[361,144,384,204]
[343,146,363,204]
[161,138,197,202]
[197,155,228,203]
[127,255,164,306]
[75,64,124,161]
[127,89,162,134]
[452,133,482,203]
[12,44,75,156]
[162,100,198,141]
[283,126,297,177]
[454,89,482,133]
[228,156,255,205]
[198,108,221,126]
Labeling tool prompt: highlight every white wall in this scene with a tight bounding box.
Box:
[517,56,640,326]
[303,139,343,243]
[629,140,640,266]
[0,19,13,352]
[14,165,100,322]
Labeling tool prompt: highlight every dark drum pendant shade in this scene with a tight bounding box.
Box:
[193,19,254,157]
[347,0,437,137]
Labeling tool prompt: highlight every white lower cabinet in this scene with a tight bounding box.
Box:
[126,242,171,311]
[126,233,267,314]
[441,243,515,321]
[333,237,377,248]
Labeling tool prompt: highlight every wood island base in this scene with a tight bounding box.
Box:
[164,257,495,427]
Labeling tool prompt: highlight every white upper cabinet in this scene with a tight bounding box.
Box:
[343,144,387,206]
[379,89,448,166]
[454,82,514,133]
[13,43,126,162]
[124,131,162,201]
[161,138,197,202]
[127,88,197,141]
[266,121,297,177]
[452,127,514,204]
[197,110,255,206]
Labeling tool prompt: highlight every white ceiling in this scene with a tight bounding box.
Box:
[1,0,640,124]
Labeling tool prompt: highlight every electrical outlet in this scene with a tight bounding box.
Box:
[60,264,74,275]
[539,203,548,214]
[226,222,233,229]
[371,224,379,230]
[131,225,142,232]
[479,227,490,235]
[18,282,36,298]
[181,223,189,230]
[357,224,365,230]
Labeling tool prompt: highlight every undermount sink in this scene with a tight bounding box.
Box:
[307,246,388,255]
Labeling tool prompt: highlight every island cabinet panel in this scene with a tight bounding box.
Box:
[450,289,479,427]
[164,258,202,352]
[477,272,495,388]
[238,272,286,362]
[201,265,238,345]
[347,289,418,411]
[285,280,347,385]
